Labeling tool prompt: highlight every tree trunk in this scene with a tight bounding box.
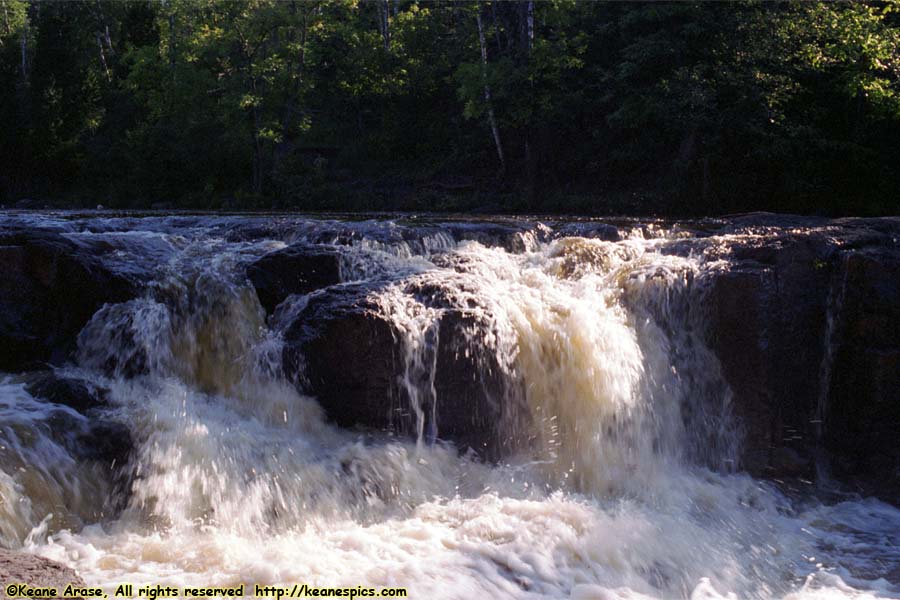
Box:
[96,32,111,82]
[3,1,10,38]
[476,8,505,174]
[168,12,176,73]
[523,1,535,202]
[16,0,35,139]
[17,3,32,104]
[384,1,390,50]
[19,25,26,80]
[490,2,502,55]
[377,0,390,51]
[93,1,114,56]
[526,1,534,47]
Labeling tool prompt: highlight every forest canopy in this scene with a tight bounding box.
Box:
[1,0,899,215]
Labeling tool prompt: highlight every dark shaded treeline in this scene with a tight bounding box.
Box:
[1,0,899,215]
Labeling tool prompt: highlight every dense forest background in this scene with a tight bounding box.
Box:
[1,1,899,215]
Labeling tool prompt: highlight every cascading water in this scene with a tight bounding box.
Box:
[0,215,897,599]
[812,254,851,488]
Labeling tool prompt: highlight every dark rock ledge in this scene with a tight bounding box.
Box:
[0,229,137,373]
[245,216,900,502]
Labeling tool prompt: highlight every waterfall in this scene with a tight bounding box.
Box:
[813,253,850,488]
[0,215,897,599]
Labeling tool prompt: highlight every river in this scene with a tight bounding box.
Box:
[0,213,898,599]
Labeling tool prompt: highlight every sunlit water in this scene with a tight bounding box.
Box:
[1,215,897,599]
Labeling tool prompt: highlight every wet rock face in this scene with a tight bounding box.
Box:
[0,230,137,372]
[429,310,519,457]
[246,244,342,314]
[705,267,775,473]
[705,235,834,477]
[74,421,133,467]
[24,372,109,413]
[703,218,900,499]
[24,371,134,484]
[258,217,899,494]
[825,248,900,500]
[280,285,517,459]
[244,239,520,457]
[1,370,137,520]
[41,407,133,471]
[282,286,400,431]
[4,214,894,499]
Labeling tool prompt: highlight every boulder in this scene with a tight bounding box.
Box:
[281,284,520,458]
[282,285,400,430]
[0,549,83,597]
[0,230,137,372]
[74,299,167,379]
[430,311,515,456]
[75,420,133,467]
[247,244,342,314]
[22,371,133,495]
[24,372,109,413]
[41,405,133,470]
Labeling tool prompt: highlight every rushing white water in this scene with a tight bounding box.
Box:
[0,216,897,599]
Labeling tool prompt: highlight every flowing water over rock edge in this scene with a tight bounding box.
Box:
[0,212,898,599]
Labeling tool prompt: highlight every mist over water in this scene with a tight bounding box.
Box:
[1,215,898,599]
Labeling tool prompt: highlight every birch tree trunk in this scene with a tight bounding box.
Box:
[17,2,32,107]
[96,32,111,82]
[476,8,505,174]
[19,24,26,80]
[377,0,390,52]
[3,2,10,39]
[526,1,534,41]
[523,0,535,200]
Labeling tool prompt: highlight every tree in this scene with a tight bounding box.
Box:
[0,1,897,215]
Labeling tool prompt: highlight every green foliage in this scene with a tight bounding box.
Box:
[0,1,898,215]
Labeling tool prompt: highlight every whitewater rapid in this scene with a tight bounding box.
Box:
[0,215,897,599]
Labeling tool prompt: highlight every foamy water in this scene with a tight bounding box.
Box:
[0,216,897,599]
